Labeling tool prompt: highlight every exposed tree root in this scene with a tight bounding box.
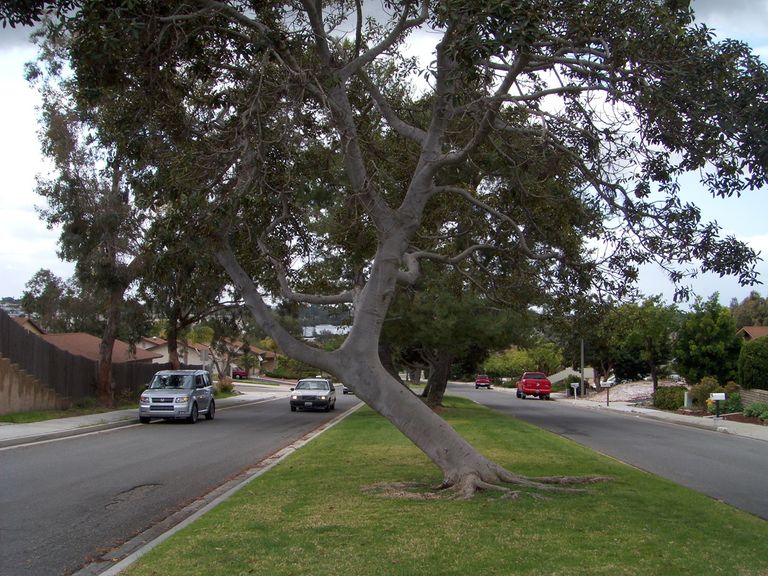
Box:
[363,468,611,501]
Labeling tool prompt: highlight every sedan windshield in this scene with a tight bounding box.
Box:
[296,380,329,391]
[149,374,193,389]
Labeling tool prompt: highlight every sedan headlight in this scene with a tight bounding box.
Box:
[174,396,190,404]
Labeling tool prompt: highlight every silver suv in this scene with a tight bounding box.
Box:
[139,370,215,424]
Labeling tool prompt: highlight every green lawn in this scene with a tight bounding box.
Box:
[123,397,768,576]
[0,402,137,423]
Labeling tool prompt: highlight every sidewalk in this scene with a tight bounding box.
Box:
[558,393,768,443]
[0,384,289,449]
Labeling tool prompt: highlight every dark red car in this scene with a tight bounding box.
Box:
[475,374,492,389]
[232,367,248,379]
[516,371,552,400]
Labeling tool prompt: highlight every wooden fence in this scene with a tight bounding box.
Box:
[0,309,96,400]
[0,309,203,405]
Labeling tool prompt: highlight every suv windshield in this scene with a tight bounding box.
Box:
[296,380,329,391]
[149,374,194,389]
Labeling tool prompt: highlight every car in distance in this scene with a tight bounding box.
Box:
[475,374,492,389]
[516,371,552,400]
[139,370,215,424]
[232,367,248,379]
[290,378,337,412]
[342,383,354,395]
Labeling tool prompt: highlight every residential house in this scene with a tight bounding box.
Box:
[302,324,351,340]
[736,326,768,341]
[222,338,279,376]
[41,333,162,363]
[138,336,211,367]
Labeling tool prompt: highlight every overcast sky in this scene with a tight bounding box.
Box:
[0,1,766,305]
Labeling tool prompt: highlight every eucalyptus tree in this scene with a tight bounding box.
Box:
[730,291,768,330]
[26,33,151,405]
[8,1,767,497]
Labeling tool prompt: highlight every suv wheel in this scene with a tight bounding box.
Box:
[205,400,215,420]
[139,417,150,424]
[187,403,199,424]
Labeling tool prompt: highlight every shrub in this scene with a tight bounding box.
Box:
[724,381,740,394]
[653,386,687,411]
[738,336,768,390]
[217,376,235,395]
[744,402,768,421]
[264,356,319,380]
[689,376,720,407]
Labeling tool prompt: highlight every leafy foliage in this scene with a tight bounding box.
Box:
[737,336,768,390]
[730,291,768,330]
[674,295,741,384]
[652,386,687,411]
[744,402,768,422]
[688,376,721,408]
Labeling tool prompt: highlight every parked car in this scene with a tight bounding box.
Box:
[290,378,337,412]
[232,367,248,379]
[342,384,354,395]
[516,371,552,400]
[139,369,215,424]
[475,374,492,389]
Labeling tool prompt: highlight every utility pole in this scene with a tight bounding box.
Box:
[580,337,585,397]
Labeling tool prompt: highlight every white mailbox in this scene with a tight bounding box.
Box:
[710,392,726,401]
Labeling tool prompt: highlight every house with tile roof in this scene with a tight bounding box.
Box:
[736,326,768,341]
[138,336,211,366]
[41,333,162,363]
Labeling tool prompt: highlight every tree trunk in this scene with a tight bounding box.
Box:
[340,356,599,497]
[425,351,453,408]
[96,287,123,407]
[167,321,181,369]
[378,342,403,384]
[216,244,606,498]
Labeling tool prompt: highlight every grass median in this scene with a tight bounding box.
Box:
[123,397,768,576]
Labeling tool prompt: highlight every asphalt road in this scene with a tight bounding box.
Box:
[0,390,360,576]
[453,384,768,520]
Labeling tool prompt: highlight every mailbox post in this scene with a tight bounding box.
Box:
[601,380,612,406]
[710,392,726,418]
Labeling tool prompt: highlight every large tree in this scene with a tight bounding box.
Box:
[675,294,742,385]
[613,297,679,391]
[8,1,767,496]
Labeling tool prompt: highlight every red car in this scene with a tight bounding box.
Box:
[516,371,551,400]
[475,374,492,389]
[232,367,248,379]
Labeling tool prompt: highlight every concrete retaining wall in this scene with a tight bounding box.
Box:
[0,356,69,415]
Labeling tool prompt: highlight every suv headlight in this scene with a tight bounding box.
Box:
[291,394,299,400]
[174,396,190,404]
[140,395,150,404]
